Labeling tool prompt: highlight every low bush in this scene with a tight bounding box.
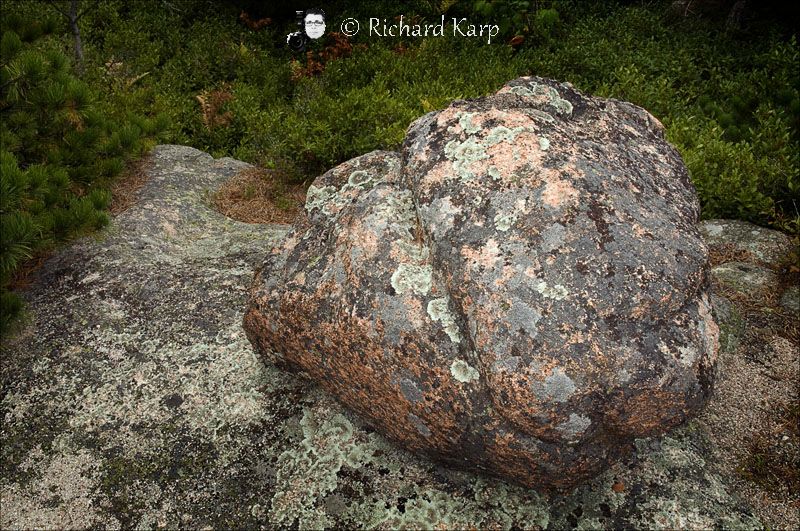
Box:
[0,10,167,333]
[73,1,796,230]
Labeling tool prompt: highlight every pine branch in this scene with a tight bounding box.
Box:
[0,75,24,91]
[47,1,98,28]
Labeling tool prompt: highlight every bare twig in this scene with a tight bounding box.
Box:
[48,0,99,74]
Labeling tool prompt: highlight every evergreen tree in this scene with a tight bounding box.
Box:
[0,11,167,334]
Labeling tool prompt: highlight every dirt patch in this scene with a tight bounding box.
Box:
[700,291,800,529]
[212,167,305,224]
[701,330,800,529]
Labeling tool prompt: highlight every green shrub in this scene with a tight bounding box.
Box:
[670,105,799,229]
[0,10,166,334]
[462,1,564,42]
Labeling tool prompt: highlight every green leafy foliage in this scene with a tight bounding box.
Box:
[64,0,797,232]
[0,9,167,334]
[458,1,564,43]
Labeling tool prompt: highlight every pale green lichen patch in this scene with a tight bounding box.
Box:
[525,108,556,123]
[443,123,535,182]
[508,85,536,97]
[458,112,481,135]
[390,264,433,295]
[487,166,502,181]
[305,184,337,213]
[306,161,388,217]
[493,212,517,232]
[444,137,489,180]
[450,359,480,383]
[534,280,568,300]
[540,84,573,115]
[550,95,573,116]
[470,478,551,529]
[370,189,417,238]
[68,322,269,444]
[305,183,360,217]
[548,428,763,529]
[270,395,378,528]
[396,240,430,263]
[349,483,549,530]
[0,447,114,530]
[490,195,526,233]
[507,82,573,116]
[539,137,550,151]
[426,297,462,343]
[484,125,530,147]
[347,170,372,187]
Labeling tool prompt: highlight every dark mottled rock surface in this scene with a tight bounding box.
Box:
[244,77,720,491]
[1,146,779,529]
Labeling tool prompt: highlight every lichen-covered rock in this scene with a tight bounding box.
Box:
[0,145,293,529]
[244,77,719,491]
[698,219,793,265]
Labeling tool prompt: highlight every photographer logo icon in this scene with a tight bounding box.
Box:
[287,8,326,52]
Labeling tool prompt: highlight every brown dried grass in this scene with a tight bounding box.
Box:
[213,167,305,224]
[708,243,761,268]
[110,155,153,215]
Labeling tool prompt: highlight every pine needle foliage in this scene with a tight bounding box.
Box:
[0,11,165,334]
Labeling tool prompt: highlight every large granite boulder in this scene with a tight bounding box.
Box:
[243,77,719,491]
